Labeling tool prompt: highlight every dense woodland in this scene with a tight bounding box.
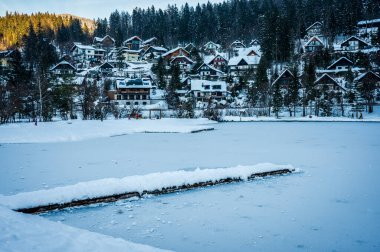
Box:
[1,0,380,59]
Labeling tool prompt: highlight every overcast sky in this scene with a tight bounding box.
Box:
[0,0,225,19]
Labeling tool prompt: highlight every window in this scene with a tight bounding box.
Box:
[134,102,139,105]
[142,95,147,100]
[204,85,210,90]
[126,102,131,105]
[212,85,221,90]
[143,102,147,105]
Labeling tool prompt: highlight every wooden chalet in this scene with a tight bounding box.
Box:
[99,62,114,74]
[304,36,325,53]
[162,47,190,61]
[230,40,246,49]
[93,35,115,48]
[305,21,323,38]
[314,73,345,91]
[327,57,353,71]
[123,36,142,50]
[185,43,196,53]
[50,61,76,76]
[354,71,380,89]
[271,69,296,88]
[339,36,371,51]
[142,37,158,48]
[142,46,168,60]
[170,55,194,72]
[204,41,221,53]
[196,63,224,78]
[207,54,228,71]
[249,39,260,46]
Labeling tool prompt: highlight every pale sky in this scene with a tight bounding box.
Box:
[0,0,225,19]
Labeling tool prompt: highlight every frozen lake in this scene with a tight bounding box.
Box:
[1,122,380,251]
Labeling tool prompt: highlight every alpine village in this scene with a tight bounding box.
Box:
[1,0,380,124]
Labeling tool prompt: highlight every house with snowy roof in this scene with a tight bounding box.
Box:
[249,39,260,46]
[142,46,168,60]
[71,43,105,63]
[271,69,299,88]
[305,21,323,38]
[354,71,380,89]
[204,41,221,54]
[314,73,346,92]
[205,54,228,71]
[98,62,115,75]
[109,78,153,106]
[185,43,196,53]
[339,36,371,51]
[227,46,261,76]
[162,47,190,61]
[50,60,76,76]
[142,37,158,48]
[190,79,228,102]
[170,55,194,72]
[228,56,260,76]
[93,35,115,48]
[327,57,354,71]
[119,47,141,62]
[304,36,325,53]
[123,36,142,50]
[230,40,246,50]
[196,63,225,78]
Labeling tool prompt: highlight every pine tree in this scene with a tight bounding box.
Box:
[166,63,180,109]
[289,64,300,117]
[272,82,282,118]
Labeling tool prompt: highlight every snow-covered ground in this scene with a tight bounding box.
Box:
[0,206,170,252]
[1,122,380,251]
[0,118,215,144]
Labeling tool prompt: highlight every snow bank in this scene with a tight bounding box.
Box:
[0,118,215,144]
[0,206,170,252]
[222,116,380,122]
[0,163,295,210]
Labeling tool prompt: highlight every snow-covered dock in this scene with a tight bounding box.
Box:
[0,163,296,214]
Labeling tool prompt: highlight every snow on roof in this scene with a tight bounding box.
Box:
[304,36,325,47]
[204,41,221,48]
[124,36,142,43]
[228,55,260,66]
[116,78,152,89]
[170,55,194,64]
[340,36,370,46]
[305,21,322,32]
[272,69,294,86]
[205,53,228,65]
[197,63,224,74]
[191,79,227,92]
[51,60,76,71]
[354,71,380,82]
[230,40,246,47]
[143,37,157,44]
[162,47,189,57]
[358,19,380,26]
[236,46,262,57]
[327,57,353,69]
[72,43,95,50]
